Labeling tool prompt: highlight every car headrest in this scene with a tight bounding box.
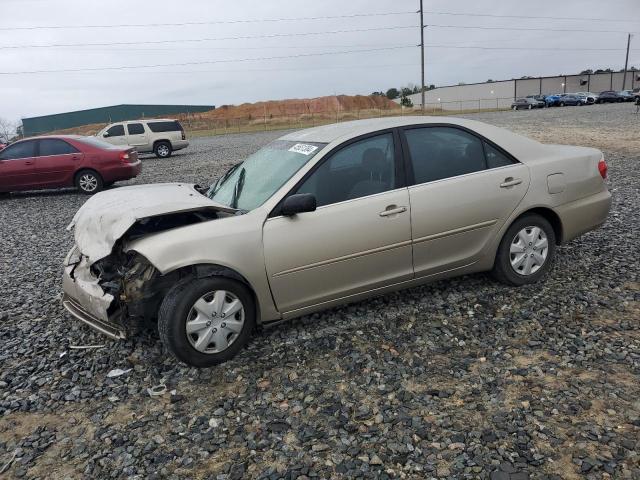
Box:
[362,148,386,174]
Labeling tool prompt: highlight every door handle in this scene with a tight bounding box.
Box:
[500,177,522,188]
[379,205,407,217]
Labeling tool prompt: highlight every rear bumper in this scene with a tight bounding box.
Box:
[62,258,126,339]
[172,140,189,151]
[102,160,142,182]
[555,188,612,243]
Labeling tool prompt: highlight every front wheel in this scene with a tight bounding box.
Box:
[491,214,556,286]
[527,104,532,110]
[158,276,256,367]
[75,169,103,194]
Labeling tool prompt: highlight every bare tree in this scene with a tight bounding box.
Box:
[0,117,18,143]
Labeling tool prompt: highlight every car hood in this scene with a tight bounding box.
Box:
[67,183,235,263]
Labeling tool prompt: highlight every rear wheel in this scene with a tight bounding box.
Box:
[559,102,565,107]
[491,214,556,286]
[75,169,103,194]
[154,141,172,158]
[527,104,532,110]
[158,276,256,367]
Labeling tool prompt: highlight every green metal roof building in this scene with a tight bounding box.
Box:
[22,104,215,136]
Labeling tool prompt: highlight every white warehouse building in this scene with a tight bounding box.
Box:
[401,70,640,111]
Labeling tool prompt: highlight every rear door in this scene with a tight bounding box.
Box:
[401,125,530,278]
[33,138,82,186]
[126,122,150,150]
[0,140,38,190]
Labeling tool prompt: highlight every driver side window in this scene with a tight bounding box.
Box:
[296,133,395,207]
[106,125,125,137]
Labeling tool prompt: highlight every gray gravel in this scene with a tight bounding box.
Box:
[1,103,639,479]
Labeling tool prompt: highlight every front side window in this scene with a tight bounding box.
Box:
[127,123,145,135]
[405,127,486,184]
[296,133,396,207]
[106,125,125,137]
[207,140,326,211]
[38,139,79,156]
[0,140,36,160]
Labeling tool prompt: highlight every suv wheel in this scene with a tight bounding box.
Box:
[75,169,103,194]
[491,214,556,286]
[154,141,172,158]
[158,276,256,367]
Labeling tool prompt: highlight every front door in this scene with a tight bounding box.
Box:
[263,131,413,313]
[103,124,128,146]
[401,126,530,277]
[33,138,82,186]
[0,140,38,190]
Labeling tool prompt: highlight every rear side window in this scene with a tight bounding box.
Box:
[404,127,486,184]
[484,143,516,169]
[147,121,182,133]
[127,123,145,135]
[106,125,125,137]
[39,139,79,156]
[0,140,36,160]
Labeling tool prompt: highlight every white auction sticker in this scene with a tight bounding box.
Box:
[288,143,318,155]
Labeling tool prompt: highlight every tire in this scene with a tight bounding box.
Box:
[527,104,532,110]
[154,141,172,158]
[75,169,103,194]
[491,214,556,286]
[559,102,565,107]
[512,106,517,110]
[158,276,256,367]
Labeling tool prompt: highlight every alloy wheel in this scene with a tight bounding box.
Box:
[509,226,549,276]
[185,290,245,354]
[157,144,170,157]
[79,174,98,192]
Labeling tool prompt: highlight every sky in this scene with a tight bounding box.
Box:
[1,0,639,123]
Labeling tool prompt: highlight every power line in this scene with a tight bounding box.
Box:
[429,24,640,34]
[426,44,626,52]
[0,45,416,75]
[422,10,640,24]
[0,25,417,50]
[0,11,417,31]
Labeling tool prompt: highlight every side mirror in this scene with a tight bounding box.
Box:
[103,132,110,138]
[281,193,316,216]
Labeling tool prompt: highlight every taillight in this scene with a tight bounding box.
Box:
[119,150,136,163]
[598,158,608,179]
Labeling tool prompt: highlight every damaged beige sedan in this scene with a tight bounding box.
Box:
[63,117,611,367]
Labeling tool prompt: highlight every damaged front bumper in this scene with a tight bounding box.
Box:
[61,248,126,340]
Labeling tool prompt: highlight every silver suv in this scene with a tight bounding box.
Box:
[97,119,189,158]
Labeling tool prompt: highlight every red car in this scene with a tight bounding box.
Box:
[0,135,141,194]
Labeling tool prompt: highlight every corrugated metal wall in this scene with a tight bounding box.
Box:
[22,104,215,136]
[410,70,639,110]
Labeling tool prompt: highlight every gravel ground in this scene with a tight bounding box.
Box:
[0,103,638,479]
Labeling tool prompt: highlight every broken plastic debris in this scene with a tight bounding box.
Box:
[106,368,131,378]
[59,351,67,358]
[69,344,105,350]
[147,384,167,397]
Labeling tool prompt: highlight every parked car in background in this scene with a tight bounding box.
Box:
[618,90,635,102]
[526,94,547,103]
[0,135,141,194]
[543,94,563,107]
[558,94,586,107]
[575,92,599,104]
[511,98,544,110]
[597,91,624,103]
[97,119,188,158]
[62,117,611,367]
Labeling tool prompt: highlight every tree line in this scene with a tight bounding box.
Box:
[371,84,436,107]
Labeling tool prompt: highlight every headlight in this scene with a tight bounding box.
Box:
[65,245,81,266]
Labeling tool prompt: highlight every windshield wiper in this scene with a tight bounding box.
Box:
[207,163,241,198]
[230,167,246,209]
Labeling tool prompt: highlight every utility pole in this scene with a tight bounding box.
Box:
[622,33,632,90]
[419,0,425,113]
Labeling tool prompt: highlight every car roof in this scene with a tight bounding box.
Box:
[16,134,85,142]
[280,116,547,163]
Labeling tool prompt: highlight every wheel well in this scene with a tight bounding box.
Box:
[74,168,101,182]
[170,263,261,321]
[516,207,563,244]
[153,139,171,149]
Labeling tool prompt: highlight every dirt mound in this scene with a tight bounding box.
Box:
[203,95,399,119]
